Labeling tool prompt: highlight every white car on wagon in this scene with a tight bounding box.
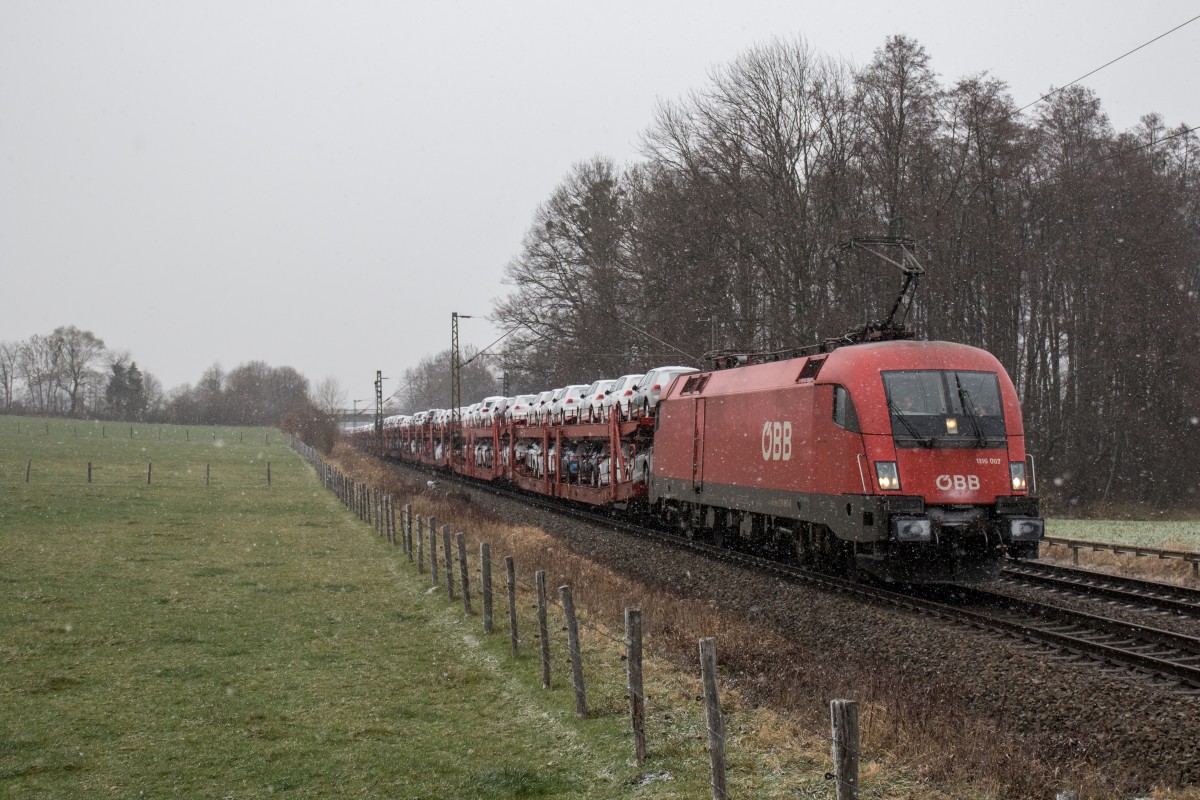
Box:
[602,373,648,421]
[632,366,698,417]
[549,384,590,424]
[581,379,617,423]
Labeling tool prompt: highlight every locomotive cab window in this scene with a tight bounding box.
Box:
[832,385,860,432]
[883,370,1006,448]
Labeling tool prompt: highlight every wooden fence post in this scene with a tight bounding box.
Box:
[400,503,410,554]
[147,462,152,485]
[416,515,425,574]
[428,521,439,587]
[560,585,586,719]
[699,637,727,800]
[441,525,455,601]
[382,495,390,542]
[506,556,518,657]
[405,505,414,561]
[831,699,860,800]
[206,463,210,486]
[456,532,472,616]
[388,496,396,545]
[26,459,32,483]
[267,462,271,486]
[626,608,646,765]
[480,543,494,634]
[87,462,92,483]
[536,570,551,689]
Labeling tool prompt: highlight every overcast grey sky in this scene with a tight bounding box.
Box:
[3,0,1197,405]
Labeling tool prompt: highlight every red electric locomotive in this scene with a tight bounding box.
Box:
[353,239,1041,582]
[649,338,1041,582]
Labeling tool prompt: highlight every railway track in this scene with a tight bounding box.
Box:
[999,559,1200,617]
[921,584,1200,693]
[413,464,1200,693]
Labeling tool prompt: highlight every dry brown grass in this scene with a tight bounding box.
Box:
[322,446,1200,799]
[1039,542,1200,587]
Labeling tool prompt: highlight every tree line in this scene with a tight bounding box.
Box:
[1,326,345,450]
[489,35,1199,511]
[0,326,163,420]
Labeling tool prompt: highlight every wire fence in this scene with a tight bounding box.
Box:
[6,458,275,488]
[288,438,873,798]
[291,438,1096,800]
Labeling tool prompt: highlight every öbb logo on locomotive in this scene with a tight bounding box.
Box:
[935,474,981,491]
[760,420,792,461]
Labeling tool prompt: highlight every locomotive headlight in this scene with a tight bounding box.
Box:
[1009,517,1044,541]
[875,461,901,491]
[1010,462,1027,492]
[945,417,959,434]
[893,516,932,542]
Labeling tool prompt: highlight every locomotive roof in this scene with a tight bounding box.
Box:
[821,339,1004,375]
[670,340,1007,398]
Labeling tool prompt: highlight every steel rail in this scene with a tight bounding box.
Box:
[1001,560,1200,617]
[388,458,1200,692]
[935,585,1200,689]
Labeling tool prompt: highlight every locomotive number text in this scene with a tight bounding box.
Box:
[761,421,792,461]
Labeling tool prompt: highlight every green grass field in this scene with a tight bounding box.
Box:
[1048,518,1200,550]
[0,416,744,798]
[10,415,1194,798]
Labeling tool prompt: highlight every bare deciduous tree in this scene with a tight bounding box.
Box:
[52,325,107,417]
[312,376,347,418]
[0,341,18,412]
[401,345,500,413]
[484,33,1200,510]
[18,333,64,413]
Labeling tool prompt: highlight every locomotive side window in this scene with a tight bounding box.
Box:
[832,385,860,432]
[883,370,1006,448]
[681,374,710,395]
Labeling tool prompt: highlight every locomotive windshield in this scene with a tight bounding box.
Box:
[882,370,1006,448]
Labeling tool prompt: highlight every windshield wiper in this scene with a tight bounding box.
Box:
[887,398,932,447]
[956,384,988,447]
